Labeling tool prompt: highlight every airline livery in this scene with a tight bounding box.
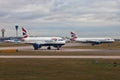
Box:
[22,27,66,50]
[70,32,115,45]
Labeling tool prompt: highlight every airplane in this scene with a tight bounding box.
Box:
[21,27,66,50]
[70,32,115,46]
[4,38,21,43]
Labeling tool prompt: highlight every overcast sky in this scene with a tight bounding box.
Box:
[0,0,120,38]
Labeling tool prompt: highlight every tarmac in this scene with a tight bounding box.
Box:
[0,55,120,59]
[0,43,120,59]
[0,45,120,53]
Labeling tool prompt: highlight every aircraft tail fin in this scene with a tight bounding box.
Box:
[22,27,28,38]
[70,32,77,41]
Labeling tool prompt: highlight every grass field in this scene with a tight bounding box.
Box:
[0,42,29,47]
[0,42,120,80]
[0,59,120,80]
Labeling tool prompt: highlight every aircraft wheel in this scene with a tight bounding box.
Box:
[57,46,60,50]
[47,46,51,50]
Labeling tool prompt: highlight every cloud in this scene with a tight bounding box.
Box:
[0,0,120,23]
[0,0,120,37]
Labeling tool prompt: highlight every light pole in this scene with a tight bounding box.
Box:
[1,28,5,38]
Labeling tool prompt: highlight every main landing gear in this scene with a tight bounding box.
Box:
[56,46,60,50]
[47,46,60,50]
[47,46,51,50]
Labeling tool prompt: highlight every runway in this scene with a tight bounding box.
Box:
[0,55,120,59]
[0,46,120,52]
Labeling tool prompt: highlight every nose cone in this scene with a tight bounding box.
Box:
[109,38,115,42]
[63,40,66,44]
[112,39,115,42]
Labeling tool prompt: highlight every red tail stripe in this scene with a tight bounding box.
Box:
[71,32,75,34]
[22,27,27,33]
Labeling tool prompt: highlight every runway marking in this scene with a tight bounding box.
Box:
[0,56,120,59]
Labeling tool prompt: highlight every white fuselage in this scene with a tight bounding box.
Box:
[22,37,65,44]
[22,37,66,50]
[75,38,115,43]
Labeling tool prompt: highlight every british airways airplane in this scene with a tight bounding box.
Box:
[70,32,115,46]
[22,27,66,50]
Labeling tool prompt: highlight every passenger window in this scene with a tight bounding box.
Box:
[58,39,63,41]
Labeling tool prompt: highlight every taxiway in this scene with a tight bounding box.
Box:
[0,46,120,53]
[0,55,120,59]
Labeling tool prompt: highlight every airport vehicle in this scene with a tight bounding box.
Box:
[70,32,115,45]
[22,27,66,50]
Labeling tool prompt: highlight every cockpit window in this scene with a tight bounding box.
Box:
[52,38,57,41]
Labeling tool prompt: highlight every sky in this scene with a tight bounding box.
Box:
[0,0,120,38]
